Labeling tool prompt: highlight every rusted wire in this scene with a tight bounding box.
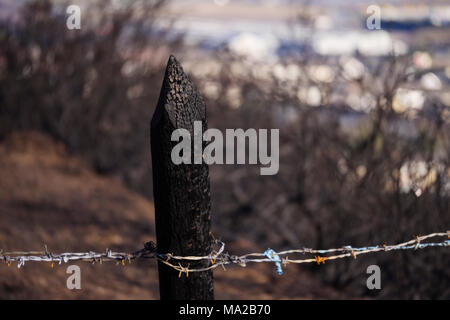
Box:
[1,231,449,276]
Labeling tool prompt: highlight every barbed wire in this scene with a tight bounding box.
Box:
[1,231,449,277]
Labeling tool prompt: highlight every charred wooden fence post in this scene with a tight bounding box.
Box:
[150,55,214,300]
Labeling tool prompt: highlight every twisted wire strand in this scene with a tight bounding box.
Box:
[1,231,449,276]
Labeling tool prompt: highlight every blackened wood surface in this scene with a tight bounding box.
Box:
[150,55,213,300]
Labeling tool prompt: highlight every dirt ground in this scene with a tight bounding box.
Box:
[0,131,349,299]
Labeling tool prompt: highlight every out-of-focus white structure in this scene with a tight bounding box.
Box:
[228,32,279,61]
[313,31,408,56]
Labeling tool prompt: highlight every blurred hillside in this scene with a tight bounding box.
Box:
[0,131,352,299]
